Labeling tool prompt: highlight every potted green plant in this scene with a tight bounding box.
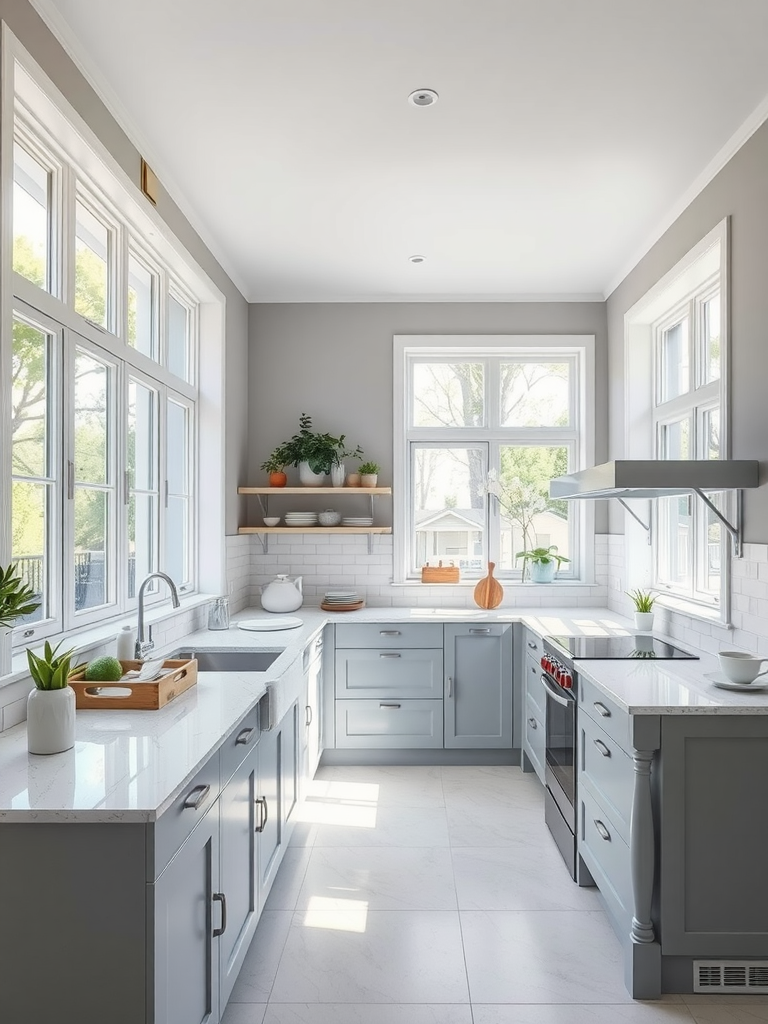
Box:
[627,588,656,632]
[330,441,365,488]
[269,414,349,487]
[516,545,570,583]
[0,563,41,675]
[358,461,380,488]
[260,451,288,487]
[26,640,78,754]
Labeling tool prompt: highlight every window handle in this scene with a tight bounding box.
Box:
[124,471,131,506]
[67,460,75,500]
[164,480,169,509]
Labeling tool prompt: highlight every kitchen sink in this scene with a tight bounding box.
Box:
[169,649,283,672]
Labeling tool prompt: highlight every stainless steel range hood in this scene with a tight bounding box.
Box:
[550,460,760,556]
[549,460,759,500]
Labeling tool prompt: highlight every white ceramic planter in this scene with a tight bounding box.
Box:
[634,612,655,632]
[360,473,378,488]
[529,560,557,583]
[330,462,346,488]
[27,686,76,755]
[298,461,327,487]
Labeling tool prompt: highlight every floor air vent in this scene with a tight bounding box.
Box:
[694,961,768,993]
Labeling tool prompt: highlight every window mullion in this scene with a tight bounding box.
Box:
[158,382,168,580]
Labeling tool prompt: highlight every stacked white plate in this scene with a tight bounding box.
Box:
[285,512,318,527]
[341,517,374,526]
[323,590,359,605]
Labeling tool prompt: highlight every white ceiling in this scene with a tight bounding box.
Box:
[37,0,768,301]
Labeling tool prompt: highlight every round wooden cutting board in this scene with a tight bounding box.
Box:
[473,562,503,609]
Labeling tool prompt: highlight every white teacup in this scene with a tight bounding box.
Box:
[718,650,768,684]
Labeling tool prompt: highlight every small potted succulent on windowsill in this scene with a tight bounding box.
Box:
[358,461,380,488]
[26,640,80,755]
[516,546,570,583]
[628,588,656,632]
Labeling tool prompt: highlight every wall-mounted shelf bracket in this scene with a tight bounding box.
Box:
[617,498,652,545]
[693,488,744,557]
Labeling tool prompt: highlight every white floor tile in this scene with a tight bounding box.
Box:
[472,1005,696,1023]
[441,765,544,803]
[446,797,545,847]
[229,911,293,1003]
[262,1005,473,1024]
[452,844,602,911]
[222,1004,268,1024]
[314,766,446,807]
[461,909,633,1003]
[296,845,457,911]
[685,1005,768,1022]
[310,804,450,847]
[269,910,470,1004]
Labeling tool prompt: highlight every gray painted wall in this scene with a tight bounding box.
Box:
[0,0,249,534]
[247,302,608,527]
[606,120,768,541]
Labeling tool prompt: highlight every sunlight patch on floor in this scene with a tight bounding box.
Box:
[294,779,379,828]
[303,895,369,932]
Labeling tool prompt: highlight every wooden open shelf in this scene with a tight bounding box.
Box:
[238,487,392,495]
[238,526,392,535]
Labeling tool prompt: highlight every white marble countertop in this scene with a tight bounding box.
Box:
[0,603,765,822]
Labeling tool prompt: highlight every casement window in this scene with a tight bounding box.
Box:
[394,337,595,582]
[653,284,724,605]
[6,109,199,646]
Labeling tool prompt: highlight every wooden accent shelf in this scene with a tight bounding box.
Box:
[238,526,392,535]
[238,487,392,495]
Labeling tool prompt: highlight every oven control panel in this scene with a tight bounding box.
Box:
[540,654,573,689]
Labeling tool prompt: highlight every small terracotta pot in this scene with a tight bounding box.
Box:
[346,473,361,487]
[269,471,287,487]
[360,474,378,488]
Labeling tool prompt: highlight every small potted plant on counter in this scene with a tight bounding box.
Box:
[358,461,380,488]
[516,545,570,583]
[628,588,656,632]
[261,451,288,487]
[26,640,79,754]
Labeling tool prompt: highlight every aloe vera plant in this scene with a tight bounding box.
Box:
[0,563,41,629]
[26,640,77,691]
[627,588,656,614]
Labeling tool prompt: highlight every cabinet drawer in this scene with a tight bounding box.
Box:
[579,710,633,843]
[335,648,443,699]
[335,699,444,748]
[525,655,545,720]
[220,704,261,784]
[578,674,630,751]
[523,628,543,659]
[524,693,545,783]
[152,751,221,879]
[579,786,632,925]
[335,623,444,649]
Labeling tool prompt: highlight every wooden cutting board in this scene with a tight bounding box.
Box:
[473,562,503,609]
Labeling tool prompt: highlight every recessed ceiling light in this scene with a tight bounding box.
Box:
[408,255,426,264]
[408,89,439,108]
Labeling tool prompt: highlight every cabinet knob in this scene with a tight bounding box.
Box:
[527,640,538,650]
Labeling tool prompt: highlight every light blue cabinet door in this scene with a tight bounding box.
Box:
[256,722,283,908]
[153,807,220,1024]
[444,625,512,749]
[335,648,444,699]
[282,701,299,828]
[219,743,258,1009]
[335,699,444,748]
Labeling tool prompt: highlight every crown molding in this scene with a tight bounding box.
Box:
[603,90,768,300]
[26,0,251,301]
[248,292,606,304]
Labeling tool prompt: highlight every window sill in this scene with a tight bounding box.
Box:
[2,593,216,691]
[655,593,730,628]
[392,579,592,588]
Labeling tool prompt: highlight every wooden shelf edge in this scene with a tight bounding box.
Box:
[237,486,392,495]
[237,526,393,535]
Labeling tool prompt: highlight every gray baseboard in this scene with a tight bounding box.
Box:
[319,747,521,767]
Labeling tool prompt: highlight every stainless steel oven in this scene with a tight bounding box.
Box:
[540,641,578,879]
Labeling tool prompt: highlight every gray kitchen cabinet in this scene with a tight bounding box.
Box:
[521,626,545,781]
[282,699,300,827]
[524,692,545,781]
[335,698,444,748]
[302,631,324,784]
[256,715,283,903]
[335,647,444,699]
[335,622,444,649]
[444,624,512,748]
[153,804,221,1024]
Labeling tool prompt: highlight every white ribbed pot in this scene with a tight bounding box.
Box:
[330,462,346,488]
[27,686,76,755]
[634,612,655,633]
[298,461,327,487]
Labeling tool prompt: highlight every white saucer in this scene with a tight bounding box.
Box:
[704,670,768,692]
[238,617,303,632]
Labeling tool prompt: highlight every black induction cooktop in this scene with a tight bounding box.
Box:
[547,635,699,661]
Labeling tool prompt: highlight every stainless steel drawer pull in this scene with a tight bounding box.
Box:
[447,676,453,697]
[594,819,611,842]
[305,704,313,726]
[379,703,401,709]
[528,717,537,729]
[212,892,227,937]
[182,784,210,810]
[470,627,491,634]
[379,652,402,659]
[593,701,611,718]
[235,727,255,745]
[593,738,611,757]
[527,640,538,650]
[380,630,401,636]
[254,796,268,832]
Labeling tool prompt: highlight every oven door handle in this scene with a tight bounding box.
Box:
[540,674,572,708]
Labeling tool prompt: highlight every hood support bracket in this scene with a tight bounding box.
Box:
[693,488,743,558]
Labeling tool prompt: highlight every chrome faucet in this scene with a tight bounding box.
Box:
[135,572,181,661]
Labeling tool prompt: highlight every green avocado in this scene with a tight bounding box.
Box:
[84,655,124,682]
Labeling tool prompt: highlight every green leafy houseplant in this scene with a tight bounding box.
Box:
[516,545,570,569]
[27,640,78,691]
[266,414,362,476]
[260,452,287,474]
[358,461,380,475]
[0,563,41,629]
[627,589,656,614]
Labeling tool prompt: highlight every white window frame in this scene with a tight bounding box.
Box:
[393,335,595,584]
[623,218,729,623]
[1,28,224,667]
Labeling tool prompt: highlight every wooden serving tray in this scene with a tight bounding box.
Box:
[421,561,460,583]
[69,659,198,710]
[320,600,366,613]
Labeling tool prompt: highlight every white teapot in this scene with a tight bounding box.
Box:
[260,574,304,613]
